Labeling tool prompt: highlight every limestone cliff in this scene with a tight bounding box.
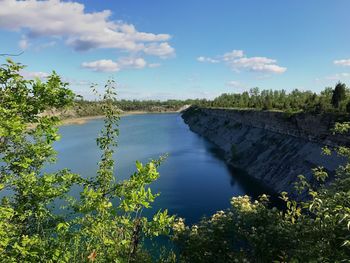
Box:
[182,107,349,196]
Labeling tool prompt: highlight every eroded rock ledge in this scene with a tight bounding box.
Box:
[182,107,349,196]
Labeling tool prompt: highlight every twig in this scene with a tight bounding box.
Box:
[0,51,24,57]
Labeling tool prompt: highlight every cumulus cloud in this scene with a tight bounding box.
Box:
[225,81,241,88]
[0,0,174,57]
[229,57,286,73]
[325,72,350,80]
[64,78,91,86]
[148,63,161,68]
[197,50,286,74]
[221,50,244,61]
[334,59,350,67]
[197,56,219,63]
[225,80,250,90]
[18,37,29,50]
[143,43,175,58]
[81,59,120,72]
[20,70,50,79]
[118,57,147,69]
[81,57,149,72]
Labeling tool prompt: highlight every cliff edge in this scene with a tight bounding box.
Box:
[182,107,349,196]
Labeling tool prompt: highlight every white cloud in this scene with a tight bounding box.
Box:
[197,50,286,74]
[197,56,219,63]
[18,37,29,50]
[226,81,241,88]
[61,77,91,86]
[81,60,120,72]
[0,0,174,57]
[225,80,250,91]
[334,59,350,67]
[148,63,161,68]
[325,72,350,80]
[143,43,175,58]
[229,57,286,73]
[118,57,147,69]
[20,70,49,79]
[222,50,244,61]
[81,57,149,72]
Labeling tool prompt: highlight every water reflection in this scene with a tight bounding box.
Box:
[44,113,277,224]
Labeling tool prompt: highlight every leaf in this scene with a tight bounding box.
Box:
[136,160,143,171]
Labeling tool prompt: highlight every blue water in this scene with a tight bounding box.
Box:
[47,113,265,224]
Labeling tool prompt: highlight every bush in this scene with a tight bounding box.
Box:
[0,60,175,262]
[346,101,350,114]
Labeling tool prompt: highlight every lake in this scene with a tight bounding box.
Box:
[48,113,268,225]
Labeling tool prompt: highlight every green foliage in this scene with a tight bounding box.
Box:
[60,83,350,119]
[332,82,347,109]
[71,98,203,118]
[197,83,350,114]
[173,122,350,262]
[0,60,175,262]
[1,59,350,262]
[346,101,350,114]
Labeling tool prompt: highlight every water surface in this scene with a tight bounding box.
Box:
[48,113,266,224]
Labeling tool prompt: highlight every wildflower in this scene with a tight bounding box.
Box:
[173,218,186,232]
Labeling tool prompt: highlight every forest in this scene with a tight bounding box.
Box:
[207,84,350,113]
[73,83,350,117]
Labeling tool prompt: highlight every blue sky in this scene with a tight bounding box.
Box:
[0,0,350,100]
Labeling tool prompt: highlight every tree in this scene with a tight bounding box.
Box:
[0,59,175,262]
[331,82,347,109]
[346,101,350,114]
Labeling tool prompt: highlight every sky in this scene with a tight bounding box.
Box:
[0,0,350,100]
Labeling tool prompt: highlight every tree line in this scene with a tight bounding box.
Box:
[74,83,350,116]
[202,83,350,113]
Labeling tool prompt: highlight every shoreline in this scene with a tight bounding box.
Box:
[60,111,179,126]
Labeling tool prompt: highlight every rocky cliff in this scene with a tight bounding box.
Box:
[182,107,349,196]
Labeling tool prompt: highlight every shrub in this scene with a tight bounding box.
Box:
[0,59,175,262]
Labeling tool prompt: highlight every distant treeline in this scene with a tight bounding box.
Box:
[206,82,350,113]
[73,99,209,117]
[72,98,206,117]
[74,82,350,116]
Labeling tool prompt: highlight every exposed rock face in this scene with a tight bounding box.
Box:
[182,107,349,196]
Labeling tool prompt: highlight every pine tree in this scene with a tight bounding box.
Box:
[331,82,346,109]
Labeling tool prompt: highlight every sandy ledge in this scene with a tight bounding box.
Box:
[60,111,179,126]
